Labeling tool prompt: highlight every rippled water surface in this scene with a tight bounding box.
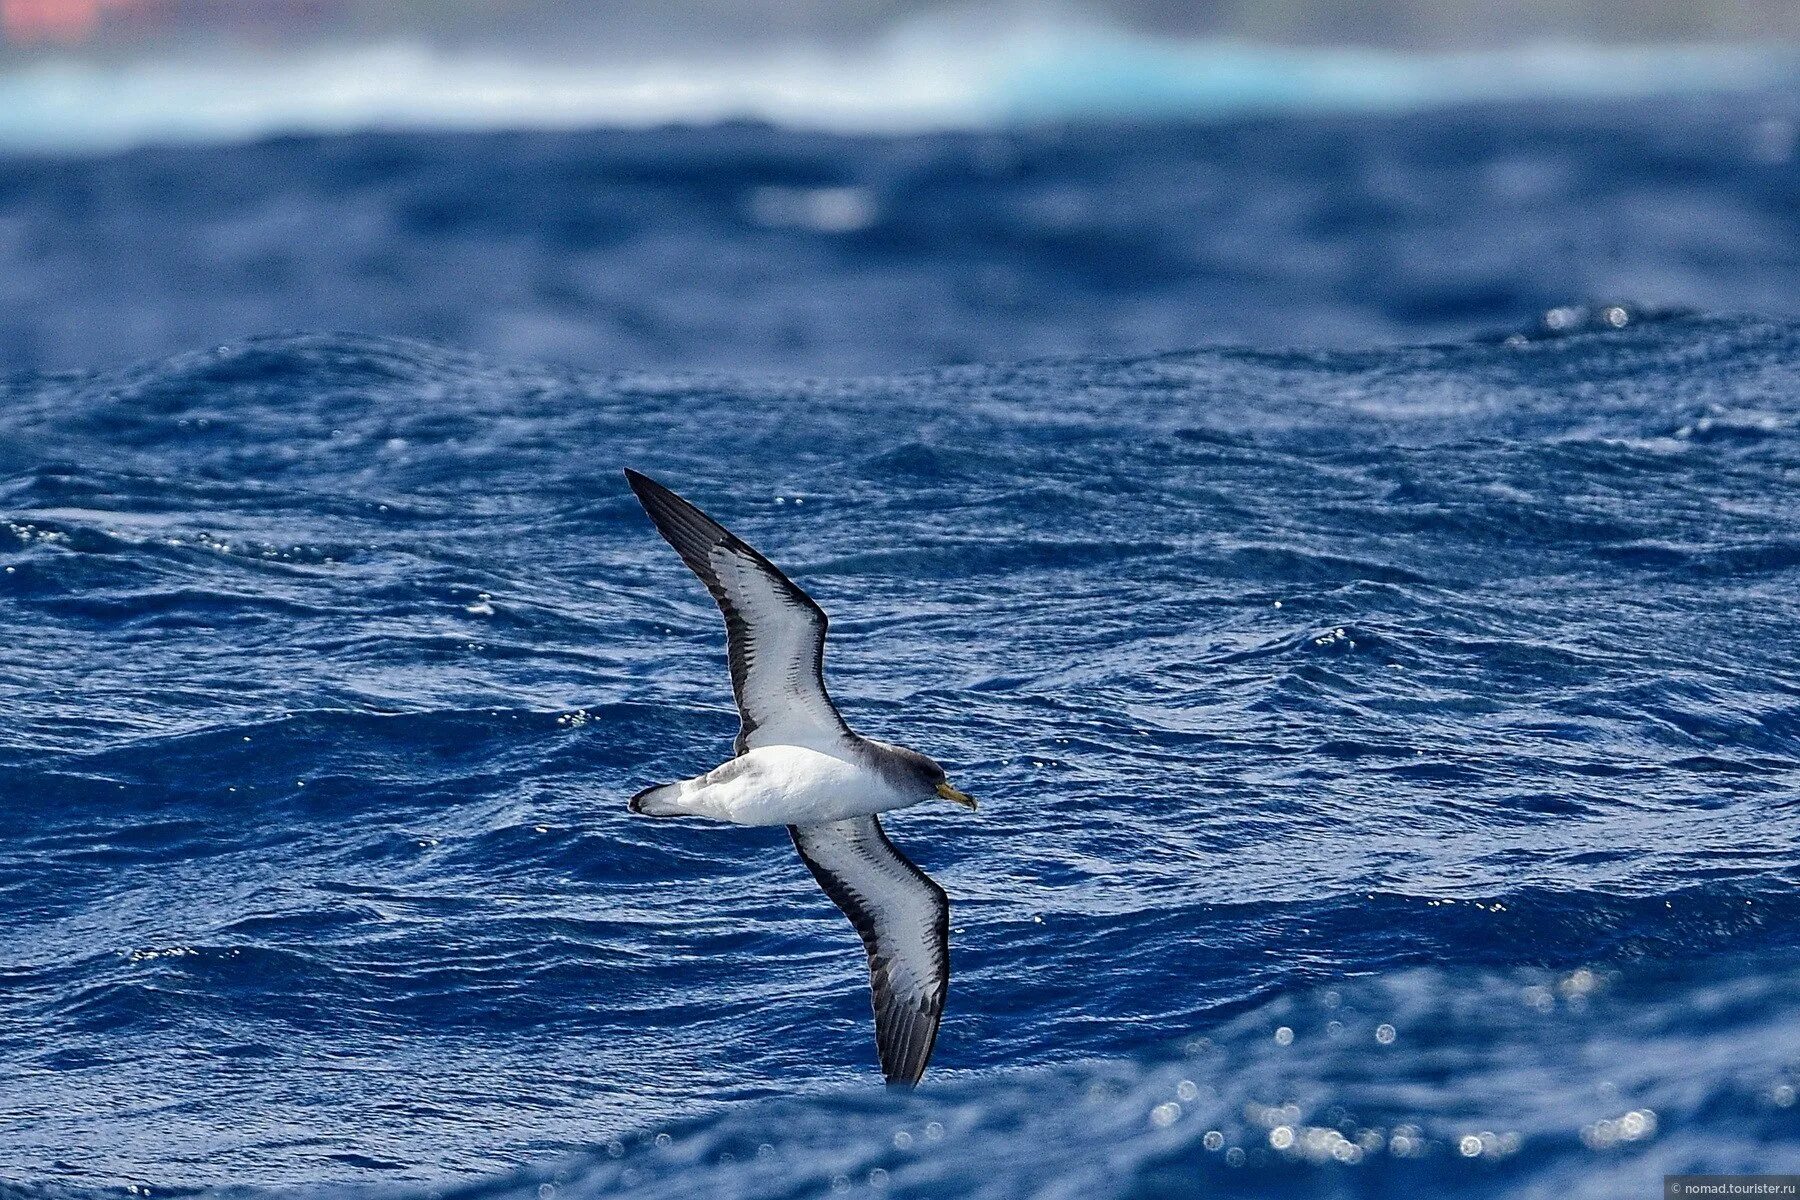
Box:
[1,309,1797,1197]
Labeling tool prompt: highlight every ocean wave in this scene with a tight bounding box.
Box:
[0,25,1794,154]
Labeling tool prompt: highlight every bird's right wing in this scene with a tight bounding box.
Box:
[789,816,950,1087]
[625,469,852,755]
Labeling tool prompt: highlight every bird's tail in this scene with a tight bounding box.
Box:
[628,782,687,816]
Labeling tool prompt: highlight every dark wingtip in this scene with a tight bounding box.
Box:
[622,468,692,524]
[621,468,737,575]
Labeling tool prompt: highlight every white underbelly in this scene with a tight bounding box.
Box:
[679,744,908,826]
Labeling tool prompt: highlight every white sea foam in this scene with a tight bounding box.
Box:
[0,16,1793,153]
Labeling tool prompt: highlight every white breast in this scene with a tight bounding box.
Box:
[674,745,912,827]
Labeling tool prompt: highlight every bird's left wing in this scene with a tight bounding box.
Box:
[789,816,950,1087]
[625,469,852,755]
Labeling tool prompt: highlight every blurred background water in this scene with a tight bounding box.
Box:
[0,3,1797,1199]
[0,3,1798,373]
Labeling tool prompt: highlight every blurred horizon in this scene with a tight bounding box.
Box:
[2,0,1798,61]
[1,0,1796,374]
[1,4,1797,155]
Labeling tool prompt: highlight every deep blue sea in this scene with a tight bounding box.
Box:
[2,82,1799,1200]
[1,87,1799,374]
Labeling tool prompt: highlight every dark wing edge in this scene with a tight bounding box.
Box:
[789,816,950,1087]
[623,468,849,753]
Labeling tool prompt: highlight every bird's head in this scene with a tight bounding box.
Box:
[884,743,976,811]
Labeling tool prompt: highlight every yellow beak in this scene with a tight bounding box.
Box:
[935,781,977,810]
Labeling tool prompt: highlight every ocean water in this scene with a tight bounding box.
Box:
[2,85,1800,374]
[2,308,1798,1198]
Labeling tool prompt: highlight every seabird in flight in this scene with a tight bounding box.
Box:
[622,469,976,1087]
